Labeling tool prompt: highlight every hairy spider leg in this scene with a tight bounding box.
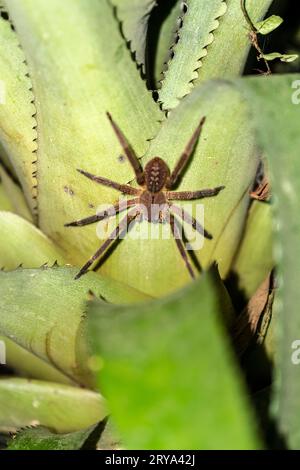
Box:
[65,198,138,227]
[76,169,140,196]
[169,213,195,279]
[107,112,145,185]
[169,204,212,239]
[166,117,206,189]
[74,208,139,280]
[166,186,225,200]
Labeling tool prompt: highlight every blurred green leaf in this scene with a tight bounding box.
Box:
[7,422,104,450]
[0,378,106,433]
[0,266,150,386]
[235,74,300,449]
[255,15,283,35]
[88,269,260,450]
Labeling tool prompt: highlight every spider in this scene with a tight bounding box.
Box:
[65,112,225,280]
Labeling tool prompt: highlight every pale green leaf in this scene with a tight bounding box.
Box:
[194,0,274,86]
[2,336,74,385]
[0,14,37,216]
[88,270,260,449]
[0,165,33,222]
[255,15,284,35]
[261,52,299,63]
[232,200,274,299]
[5,0,162,264]
[0,142,15,177]
[0,211,66,270]
[0,378,106,433]
[158,0,227,110]
[0,179,13,212]
[111,0,157,71]
[158,0,273,109]
[154,1,183,87]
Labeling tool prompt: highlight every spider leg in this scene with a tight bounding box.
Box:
[77,169,140,196]
[74,208,139,280]
[65,198,138,227]
[169,213,196,280]
[170,204,212,239]
[106,112,145,185]
[166,117,206,189]
[166,186,225,200]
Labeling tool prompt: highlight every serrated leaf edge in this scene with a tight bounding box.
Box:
[110,0,158,75]
[0,5,39,221]
[159,0,228,111]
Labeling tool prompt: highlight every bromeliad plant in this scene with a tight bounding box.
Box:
[0,0,299,450]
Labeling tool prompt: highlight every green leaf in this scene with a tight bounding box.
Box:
[101,81,259,296]
[5,0,162,264]
[158,0,227,110]
[0,378,106,433]
[0,165,33,222]
[111,0,157,72]
[154,1,183,88]
[0,179,13,212]
[88,269,260,450]
[232,200,274,299]
[158,0,273,109]
[7,422,104,450]
[0,14,37,216]
[235,74,300,449]
[261,52,299,63]
[2,336,74,385]
[0,266,150,385]
[0,142,16,177]
[255,15,283,35]
[0,211,66,270]
[193,0,274,86]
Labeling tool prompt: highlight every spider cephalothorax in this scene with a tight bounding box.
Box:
[65,112,225,279]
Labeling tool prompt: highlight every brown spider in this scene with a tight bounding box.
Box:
[65,112,225,280]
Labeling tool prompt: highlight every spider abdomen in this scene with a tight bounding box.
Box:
[144,157,170,193]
